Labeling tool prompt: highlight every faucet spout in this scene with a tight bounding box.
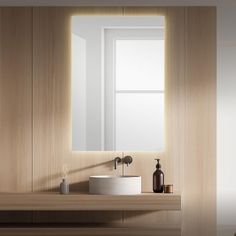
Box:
[114,157,122,170]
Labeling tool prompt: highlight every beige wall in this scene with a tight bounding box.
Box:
[0,7,216,236]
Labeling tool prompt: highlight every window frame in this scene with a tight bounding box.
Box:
[104,28,165,151]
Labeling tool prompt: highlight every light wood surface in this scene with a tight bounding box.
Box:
[122,7,185,229]
[165,7,186,193]
[0,7,32,193]
[31,7,180,228]
[0,6,216,235]
[123,6,166,15]
[32,7,71,192]
[0,193,181,211]
[69,6,124,16]
[0,7,33,224]
[32,6,124,192]
[183,7,216,236]
[32,8,124,223]
[123,7,216,235]
[0,226,181,236]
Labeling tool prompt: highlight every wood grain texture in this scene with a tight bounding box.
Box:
[0,6,216,235]
[183,7,216,236]
[164,7,186,192]
[121,152,179,228]
[124,7,216,236]
[32,7,71,192]
[123,6,166,15]
[123,7,185,230]
[69,6,124,16]
[32,6,124,193]
[0,7,32,193]
[0,227,181,236]
[32,7,123,224]
[0,193,181,211]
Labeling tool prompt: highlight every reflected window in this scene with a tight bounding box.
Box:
[71,16,165,151]
[105,29,165,151]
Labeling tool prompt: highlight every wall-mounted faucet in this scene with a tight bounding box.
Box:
[113,156,133,169]
[114,157,122,170]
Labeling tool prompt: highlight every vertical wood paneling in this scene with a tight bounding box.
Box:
[123,7,216,235]
[32,6,125,192]
[69,6,124,15]
[123,7,185,231]
[183,7,216,236]
[0,7,32,193]
[0,7,33,223]
[165,7,186,192]
[0,7,216,234]
[123,6,166,15]
[32,7,123,224]
[33,7,71,192]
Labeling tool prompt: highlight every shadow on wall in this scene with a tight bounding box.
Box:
[37,160,113,192]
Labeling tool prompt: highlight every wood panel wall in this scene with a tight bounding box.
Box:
[0,6,216,236]
[0,7,32,193]
[184,7,216,236]
[0,7,33,224]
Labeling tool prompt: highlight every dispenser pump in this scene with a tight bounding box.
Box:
[153,158,164,193]
[155,159,161,169]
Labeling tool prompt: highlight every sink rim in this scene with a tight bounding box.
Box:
[89,175,141,179]
[89,175,142,195]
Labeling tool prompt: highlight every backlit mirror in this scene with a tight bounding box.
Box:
[71,16,165,151]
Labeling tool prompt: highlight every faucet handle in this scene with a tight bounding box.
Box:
[122,156,133,166]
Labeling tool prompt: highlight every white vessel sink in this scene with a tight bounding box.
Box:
[89,175,141,195]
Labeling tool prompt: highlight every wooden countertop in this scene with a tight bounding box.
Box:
[0,192,181,211]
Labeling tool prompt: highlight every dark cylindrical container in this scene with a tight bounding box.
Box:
[153,159,164,193]
[164,184,173,194]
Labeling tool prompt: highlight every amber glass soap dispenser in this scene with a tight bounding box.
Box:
[153,159,164,193]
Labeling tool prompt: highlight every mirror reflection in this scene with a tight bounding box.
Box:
[71,16,165,151]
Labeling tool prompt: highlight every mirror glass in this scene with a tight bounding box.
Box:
[71,16,165,151]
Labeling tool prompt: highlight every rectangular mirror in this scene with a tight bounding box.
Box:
[71,15,165,151]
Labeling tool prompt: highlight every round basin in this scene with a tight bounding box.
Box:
[89,175,141,195]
